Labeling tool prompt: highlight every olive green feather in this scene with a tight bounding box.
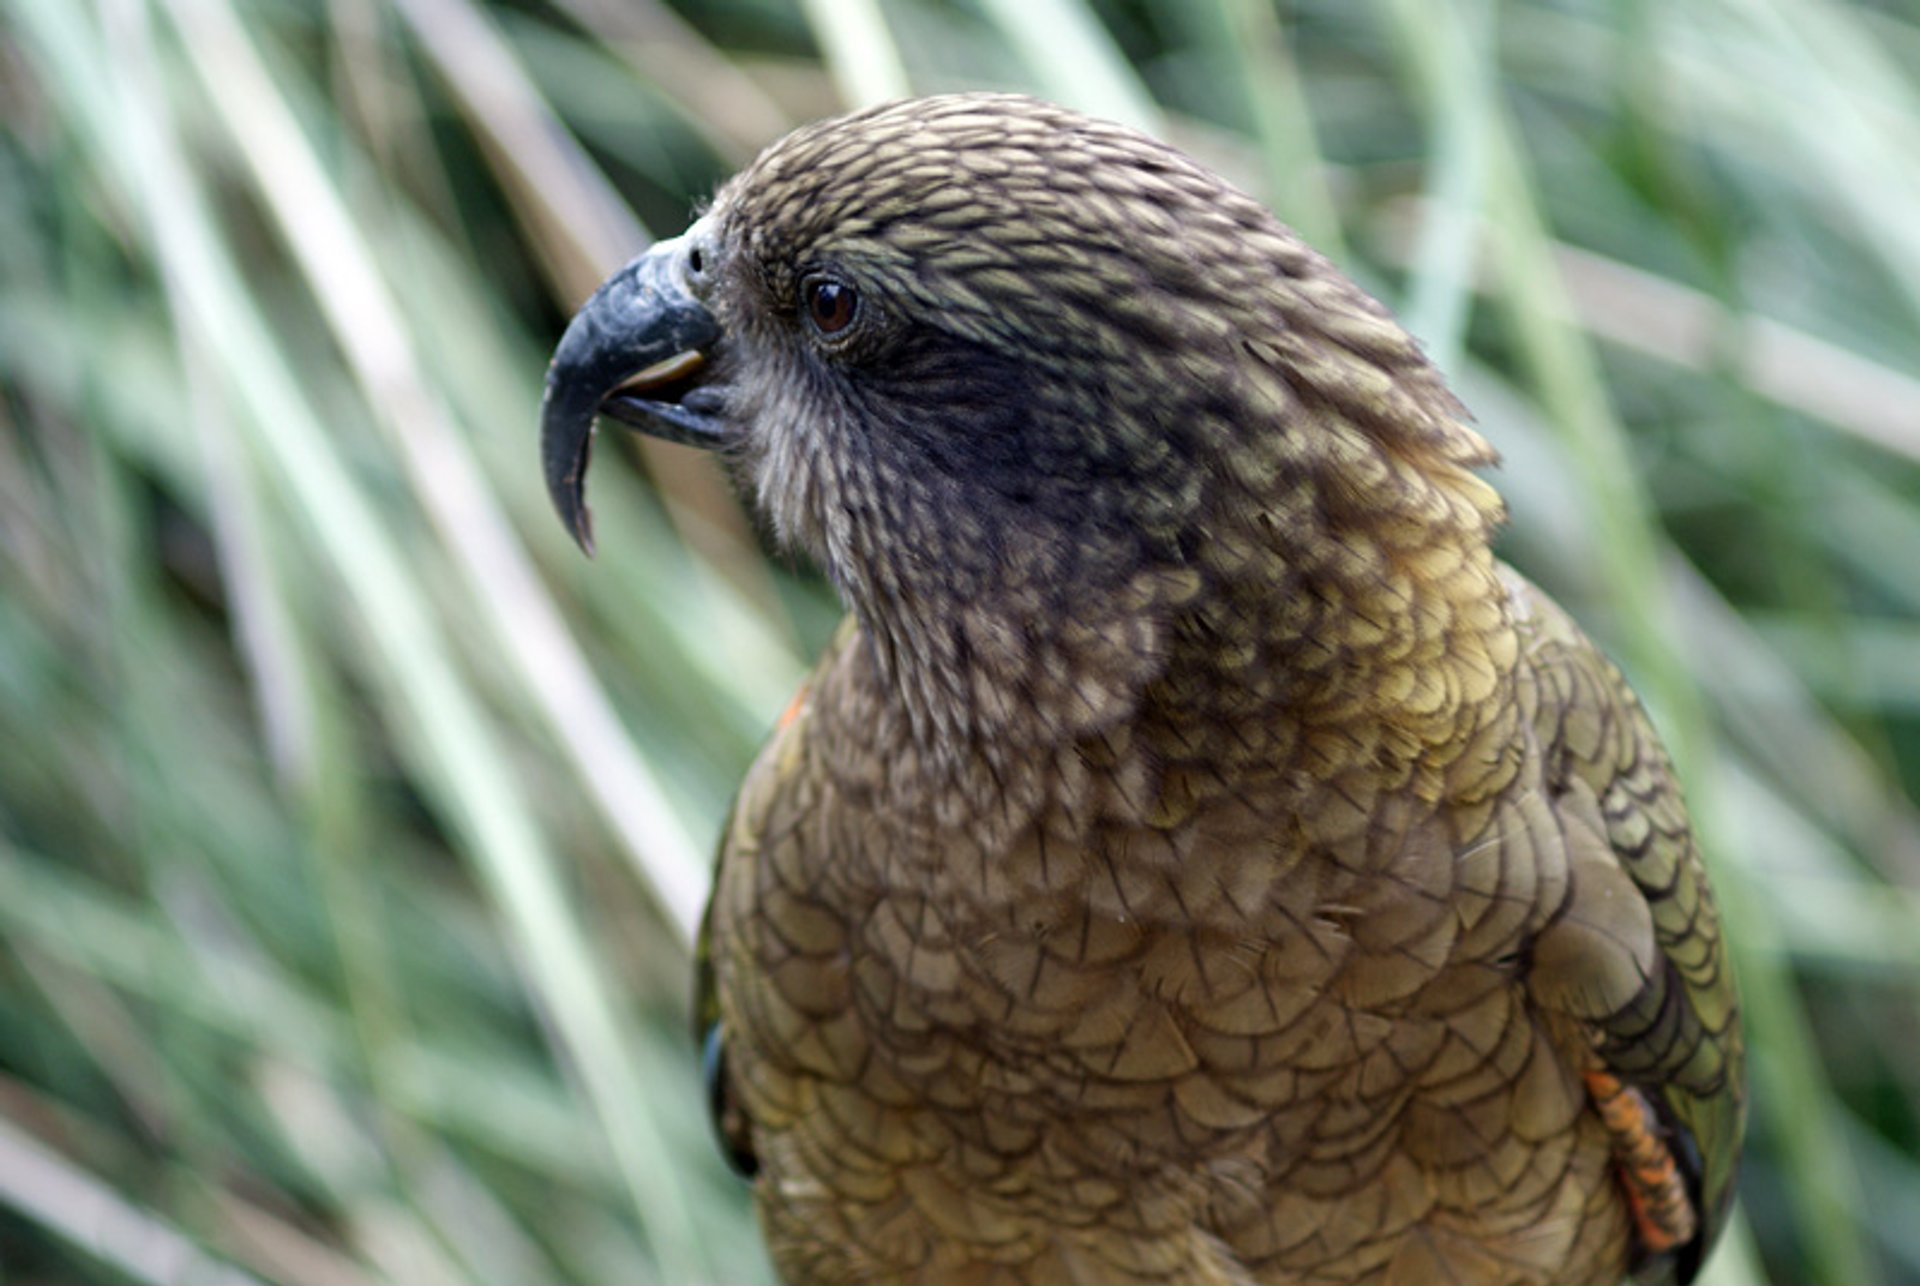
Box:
[545,93,1744,1285]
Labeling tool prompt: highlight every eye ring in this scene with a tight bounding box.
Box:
[802,275,860,338]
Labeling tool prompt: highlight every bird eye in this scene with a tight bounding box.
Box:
[803,276,859,337]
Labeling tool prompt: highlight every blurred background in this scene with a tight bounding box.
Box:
[3,0,1919,1282]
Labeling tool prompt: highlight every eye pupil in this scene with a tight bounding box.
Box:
[806,278,858,335]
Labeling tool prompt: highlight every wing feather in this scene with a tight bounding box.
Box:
[1506,568,1745,1282]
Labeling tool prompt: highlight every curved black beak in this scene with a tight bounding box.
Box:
[540,235,723,554]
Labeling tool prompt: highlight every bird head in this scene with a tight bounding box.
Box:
[543,94,1504,750]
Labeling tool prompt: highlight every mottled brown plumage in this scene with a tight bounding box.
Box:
[542,94,1743,1284]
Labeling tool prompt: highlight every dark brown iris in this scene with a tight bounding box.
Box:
[805,276,859,336]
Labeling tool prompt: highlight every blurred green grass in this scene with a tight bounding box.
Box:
[2,0,1918,1282]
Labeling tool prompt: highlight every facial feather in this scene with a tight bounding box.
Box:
[698,95,1502,673]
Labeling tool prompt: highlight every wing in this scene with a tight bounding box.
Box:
[692,620,862,1183]
[1504,567,1745,1283]
[693,822,759,1178]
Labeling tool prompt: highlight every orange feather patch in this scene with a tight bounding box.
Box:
[1585,1069,1698,1255]
[776,683,810,732]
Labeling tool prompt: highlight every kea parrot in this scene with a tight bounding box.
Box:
[540,94,1743,1285]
